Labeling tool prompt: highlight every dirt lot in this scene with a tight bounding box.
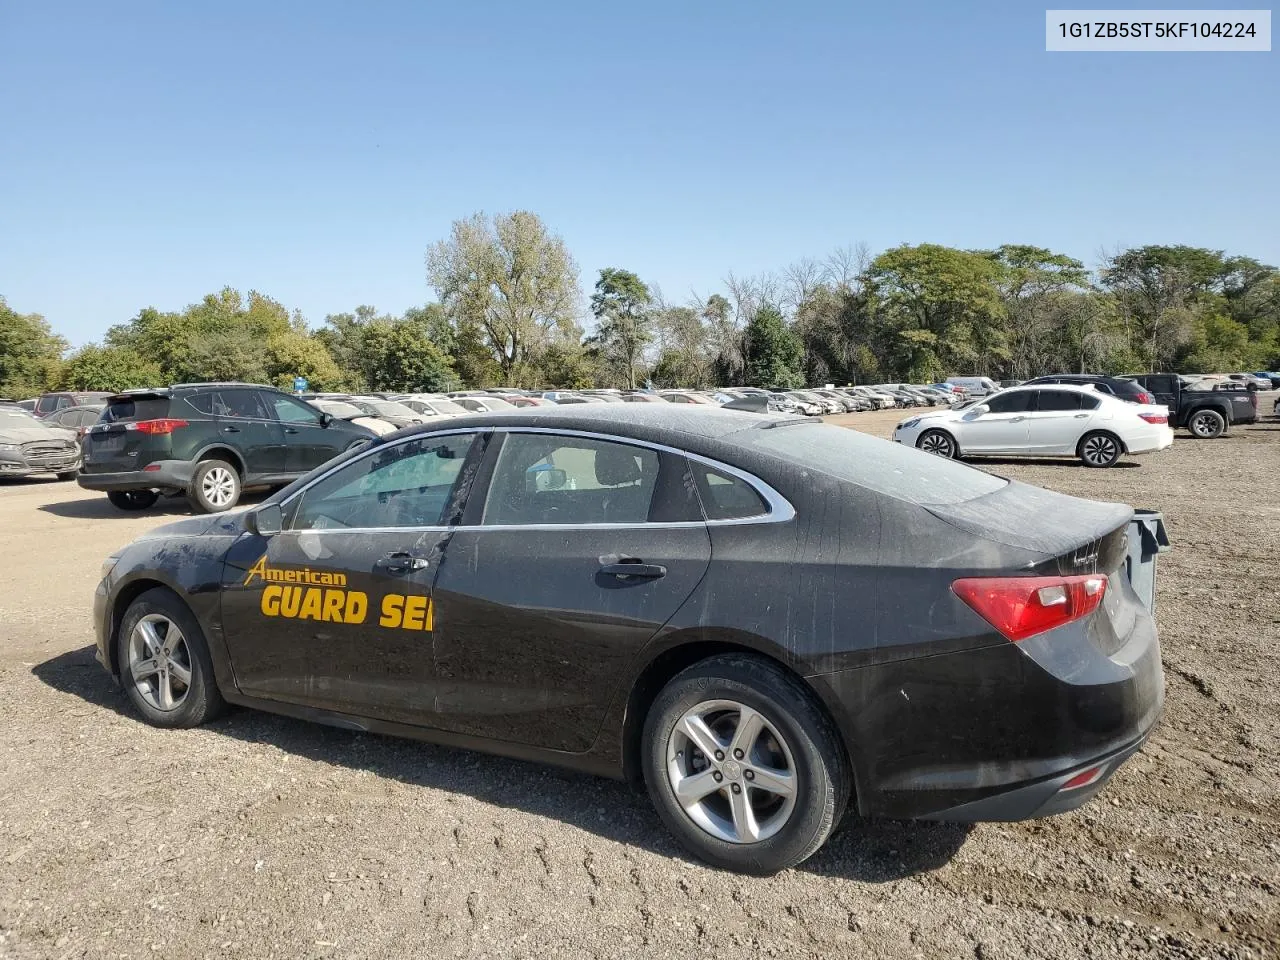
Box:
[1,403,1278,960]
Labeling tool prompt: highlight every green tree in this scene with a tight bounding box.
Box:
[361,317,457,392]
[0,297,66,396]
[743,304,803,388]
[590,268,653,389]
[654,306,711,387]
[427,211,582,384]
[866,244,1005,380]
[59,344,163,391]
[986,245,1091,378]
[263,332,344,392]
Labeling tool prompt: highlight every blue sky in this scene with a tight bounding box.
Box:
[2,0,1276,346]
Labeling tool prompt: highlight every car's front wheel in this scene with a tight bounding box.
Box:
[917,429,957,458]
[187,459,241,513]
[117,587,225,728]
[642,654,849,875]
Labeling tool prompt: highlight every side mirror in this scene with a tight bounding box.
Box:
[246,503,283,536]
[971,404,990,417]
[319,412,334,427]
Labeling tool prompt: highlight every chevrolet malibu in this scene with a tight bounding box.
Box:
[93,405,1165,873]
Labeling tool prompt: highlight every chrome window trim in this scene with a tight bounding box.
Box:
[273,425,795,536]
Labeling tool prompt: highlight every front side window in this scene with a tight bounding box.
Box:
[482,434,659,525]
[291,434,477,530]
[984,391,1033,414]
[268,393,322,424]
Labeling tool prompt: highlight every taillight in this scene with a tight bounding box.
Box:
[952,575,1107,642]
[1138,391,1154,404]
[125,419,189,435]
[1138,413,1168,424]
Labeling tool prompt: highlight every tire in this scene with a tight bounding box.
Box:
[56,471,78,482]
[1187,409,1226,439]
[116,587,225,728]
[187,459,241,513]
[917,429,957,459]
[641,654,849,875]
[107,490,159,511]
[1078,431,1122,468]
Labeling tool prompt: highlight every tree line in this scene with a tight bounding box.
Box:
[3,210,1277,399]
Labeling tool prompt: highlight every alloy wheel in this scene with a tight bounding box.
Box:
[1081,434,1118,466]
[1190,413,1219,438]
[201,467,236,507]
[127,614,192,711]
[919,432,954,457]
[666,699,798,844]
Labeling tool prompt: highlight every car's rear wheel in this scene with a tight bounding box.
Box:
[1078,431,1122,468]
[1187,409,1226,439]
[117,588,225,728]
[107,490,159,511]
[187,459,241,513]
[642,654,849,875]
[917,429,957,458]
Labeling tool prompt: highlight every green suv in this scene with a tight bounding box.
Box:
[78,383,377,513]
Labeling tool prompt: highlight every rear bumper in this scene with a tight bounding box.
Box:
[77,460,195,492]
[1125,424,1175,454]
[817,590,1164,822]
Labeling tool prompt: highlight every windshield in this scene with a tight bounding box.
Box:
[425,399,467,415]
[313,400,363,419]
[0,408,38,425]
[479,396,515,409]
[742,421,1007,505]
[369,400,420,418]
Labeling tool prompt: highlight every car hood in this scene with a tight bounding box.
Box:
[0,424,77,443]
[135,512,248,541]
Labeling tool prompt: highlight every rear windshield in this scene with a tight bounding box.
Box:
[428,399,467,415]
[103,397,171,422]
[740,422,1007,505]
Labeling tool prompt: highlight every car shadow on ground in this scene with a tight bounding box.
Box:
[34,645,971,882]
[968,457,1141,469]
[37,490,268,520]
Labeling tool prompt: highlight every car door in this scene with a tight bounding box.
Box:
[211,388,286,478]
[426,429,712,752]
[955,390,1033,452]
[263,390,347,473]
[219,430,485,723]
[1023,389,1095,452]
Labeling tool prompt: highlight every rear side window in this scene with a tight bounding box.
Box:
[741,422,1007,505]
[690,462,769,520]
[213,390,269,419]
[1034,390,1083,411]
[185,392,215,415]
[103,397,171,422]
[482,434,660,525]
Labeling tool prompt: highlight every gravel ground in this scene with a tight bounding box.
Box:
[1,401,1277,960]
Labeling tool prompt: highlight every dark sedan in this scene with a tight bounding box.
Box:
[91,406,1164,873]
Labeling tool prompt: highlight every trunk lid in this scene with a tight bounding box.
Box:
[81,392,173,472]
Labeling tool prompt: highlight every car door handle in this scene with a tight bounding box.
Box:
[1074,413,1089,418]
[1010,416,1025,423]
[375,552,429,575]
[283,427,299,434]
[222,426,240,434]
[599,558,667,580]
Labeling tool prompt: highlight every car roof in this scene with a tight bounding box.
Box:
[998,383,1104,396]
[389,402,804,448]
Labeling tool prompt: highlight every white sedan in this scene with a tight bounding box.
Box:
[892,384,1173,467]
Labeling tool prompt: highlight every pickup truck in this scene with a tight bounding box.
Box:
[1122,373,1257,438]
